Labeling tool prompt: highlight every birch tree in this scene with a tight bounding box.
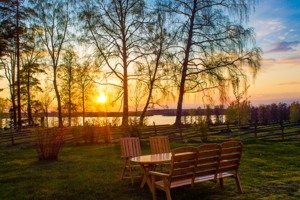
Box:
[161,0,261,125]
[79,0,146,126]
[31,0,72,127]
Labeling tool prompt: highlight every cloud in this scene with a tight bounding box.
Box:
[250,92,300,106]
[267,41,300,53]
[253,19,286,39]
[260,55,300,70]
[277,81,300,86]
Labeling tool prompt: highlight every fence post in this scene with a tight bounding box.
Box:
[280,121,284,141]
[153,122,157,136]
[254,121,258,139]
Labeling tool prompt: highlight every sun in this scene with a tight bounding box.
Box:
[97,94,107,103]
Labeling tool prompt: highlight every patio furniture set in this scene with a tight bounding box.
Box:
[120,136,243,200]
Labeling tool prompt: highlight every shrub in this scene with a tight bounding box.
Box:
[70,126,83,145]
[121,123,142,138]
[35,127,66,161]
[98,126,112,144]
[83,124,98,144]
[193,118,208,142]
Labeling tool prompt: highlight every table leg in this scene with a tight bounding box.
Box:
[139,164,155,191]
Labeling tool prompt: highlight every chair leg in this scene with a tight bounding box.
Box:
[151,176,157,200]
[165,188,172,200]
[162,178,172,200]
[235,174,243,193]
[121,166,126,180]
[129,166,134,185]
[219,178,224,188]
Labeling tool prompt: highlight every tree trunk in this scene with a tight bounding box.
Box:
[122,33,128,126]
[123,63,128,126]
[27,68,33,126]
[82,88,85,127]
[16,0,22,128]
[53,69,63,127]
[139,50,161,126]
[68,79,71,127]
[175,1,196,126]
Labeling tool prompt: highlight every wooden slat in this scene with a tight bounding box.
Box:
[150,136,171,154]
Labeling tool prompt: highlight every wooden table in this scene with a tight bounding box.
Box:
[130,153,172,190]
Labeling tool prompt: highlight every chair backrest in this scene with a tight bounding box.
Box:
[169,147,198,182]
[120,137,141,158]
[149,136,171,154]
[196,144,221,178]
[218,141,243,173]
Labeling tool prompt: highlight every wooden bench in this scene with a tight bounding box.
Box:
[149,141,243,200]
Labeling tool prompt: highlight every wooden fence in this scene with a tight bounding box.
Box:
[1,122,299,146]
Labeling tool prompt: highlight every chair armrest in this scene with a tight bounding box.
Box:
[149,171,169,178]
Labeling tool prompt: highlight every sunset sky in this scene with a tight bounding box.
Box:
[1,0,299,111]
[247,0,300,105]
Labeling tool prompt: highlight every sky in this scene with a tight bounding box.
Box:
[246,0,300,106]
[1,0,300,110]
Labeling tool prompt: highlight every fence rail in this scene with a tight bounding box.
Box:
[1,122,300,145]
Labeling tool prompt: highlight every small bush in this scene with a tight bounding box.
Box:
[99,126,112,144]
[35,127,66,161]
[83,124,98,144]
[121,123,142,138]
[193,118,208,142]
[70,126,83,145]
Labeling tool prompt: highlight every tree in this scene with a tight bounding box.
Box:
[0,97,9,129]
[31,0,73,127]
[270,103,278,123]
[1,50,17,128]
[58,49,78,127]
[137,3,175,125]
[79,0,146,126]
[226,100,251,125]
[39,84,55,128]
[0,0,28,127]
[290,102,300,123]
[258,105,271,124]
[214,105,224,125]
[19,26,45,126]
[76,60,96,126]
[160,0,261,125]
[278,103,289,123]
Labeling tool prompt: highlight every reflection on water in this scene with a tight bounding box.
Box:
[0,115,225,128]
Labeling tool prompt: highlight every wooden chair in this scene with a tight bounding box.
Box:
[149,147,198,200]
[120,137,142,184]
[150,136,171,154]
[218,141,243,193]
[149,136,171,171]
[194,143,221,184]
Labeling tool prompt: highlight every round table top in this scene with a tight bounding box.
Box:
[130,153,172,164]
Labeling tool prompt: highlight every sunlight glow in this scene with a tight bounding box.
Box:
[97,94,107,103]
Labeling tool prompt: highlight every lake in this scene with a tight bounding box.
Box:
[1,115,225,128]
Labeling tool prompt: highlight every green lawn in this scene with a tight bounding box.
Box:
[0,140,299,200]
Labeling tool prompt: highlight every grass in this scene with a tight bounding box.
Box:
[0,140,299,200]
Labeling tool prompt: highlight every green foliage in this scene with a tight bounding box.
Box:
[290,102,300,123]
[225,103,237,123]
[225,100,251,124]
[193,118,208,142]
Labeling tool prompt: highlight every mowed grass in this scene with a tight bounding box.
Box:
[0,140,299,200]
